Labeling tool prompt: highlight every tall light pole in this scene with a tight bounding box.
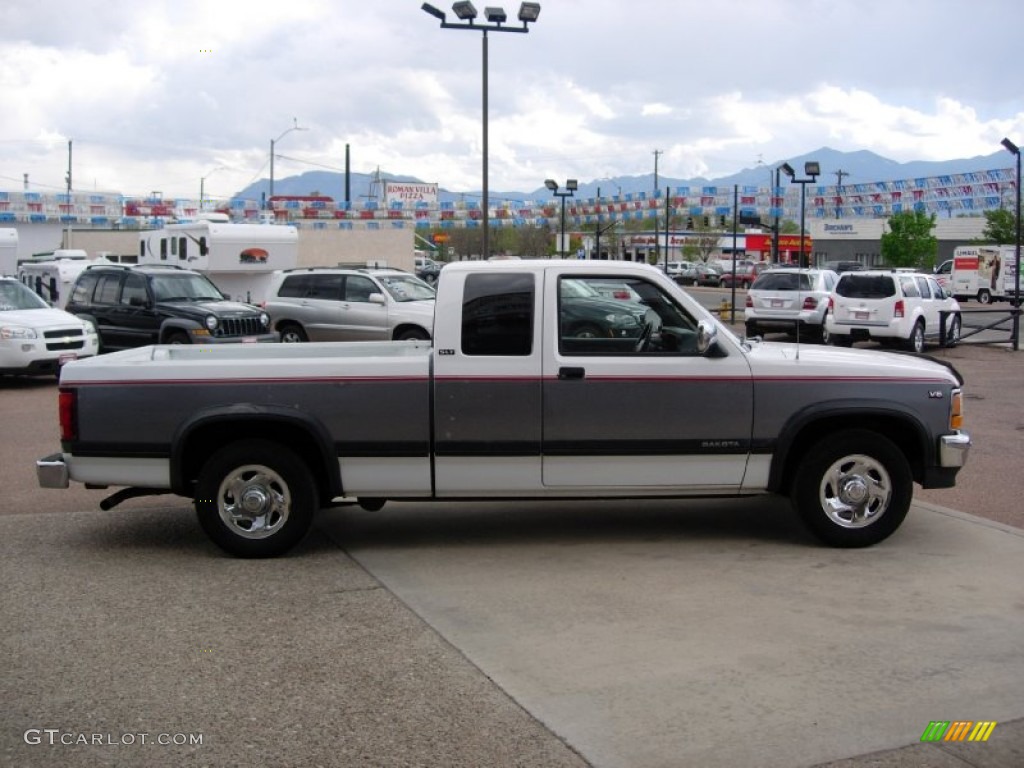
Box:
[1001,137,1021,350]
[781,160,819,268]
[269,118,306,202]
[199,166,227,212]
[421,2,541,260]
[545,178,577,256]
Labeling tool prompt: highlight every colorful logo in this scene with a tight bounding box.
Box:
[921,721,997,742]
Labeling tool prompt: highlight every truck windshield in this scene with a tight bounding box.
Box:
[375,274,436,302]
[150,274,225,302]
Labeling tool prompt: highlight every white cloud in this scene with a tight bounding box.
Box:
[1,0,1021,197]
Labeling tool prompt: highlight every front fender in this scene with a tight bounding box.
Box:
[767,399,933,492]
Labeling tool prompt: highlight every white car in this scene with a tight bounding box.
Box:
[744,268,839,342]
[826,270,961,353]
[0,277,100,376]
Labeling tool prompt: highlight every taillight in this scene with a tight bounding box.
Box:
[894,299,905,318]
[745,295,753,307]
[802,296,818,310]
[58,388,77,442]
[828,296,835,310]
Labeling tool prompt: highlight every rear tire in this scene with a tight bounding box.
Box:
[906,320,925,353]
[977,290,992,305]
[945,314,961,347]
[791,429,912,548]
[195,440,317,558]
[395,327,430,341]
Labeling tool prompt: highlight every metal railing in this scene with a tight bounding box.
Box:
[941,307,1022,350]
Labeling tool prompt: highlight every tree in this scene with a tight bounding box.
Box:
[980,208,1017,244]
[880,210,938,269]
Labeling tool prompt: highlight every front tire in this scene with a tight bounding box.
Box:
[195,440,317,558]
[791,429,912,548]
[279,323,308,343]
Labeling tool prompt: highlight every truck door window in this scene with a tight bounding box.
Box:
[461,273,534,356]
[558,275,699,356]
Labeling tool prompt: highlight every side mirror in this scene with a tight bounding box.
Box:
[369,292,386,305]
[129,296,150,308]
[696,319,719,355]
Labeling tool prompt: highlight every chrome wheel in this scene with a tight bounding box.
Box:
[216,464,290,540]
[196,440,317,557]
[818,453,892,529]
[792,429,912,548]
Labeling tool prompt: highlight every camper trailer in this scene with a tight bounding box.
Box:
[17,250,108,308]
[139,216,298,303]
[0,228,18,276]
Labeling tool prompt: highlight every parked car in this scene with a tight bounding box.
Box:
[264,267,436,342]
[676,262,722,287]
[822,260,866,273]
[64,264,276,351]
[719,262,769,289]
[744,268,839,342]
[415,256,442,284]
[558,277,654,338]
[0,277,99,375]
[826,270,961,353]
[661,261,689,278]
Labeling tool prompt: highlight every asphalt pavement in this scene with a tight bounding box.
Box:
[2,337,1023,767]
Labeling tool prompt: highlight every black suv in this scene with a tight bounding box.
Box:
[65,264,276,351]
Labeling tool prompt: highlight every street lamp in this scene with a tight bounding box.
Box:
[1001,137,1021,350]
[199,166,227,212]
[781,160,819,268]
[421,2,541,259]
[269,118,307,202]
[545,178,577,256]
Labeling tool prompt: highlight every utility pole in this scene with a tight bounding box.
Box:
[652,149,663,265]
[834,169,848,218]
[65,140,72,196]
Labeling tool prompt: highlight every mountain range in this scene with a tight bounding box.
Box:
[235,146,1013,205]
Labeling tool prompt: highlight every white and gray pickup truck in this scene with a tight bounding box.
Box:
[37,260,971,557]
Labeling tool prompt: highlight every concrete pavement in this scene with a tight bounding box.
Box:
[3,341,1024,767]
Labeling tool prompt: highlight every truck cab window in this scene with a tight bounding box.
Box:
[461,272,534,356]
[558,275,699,356]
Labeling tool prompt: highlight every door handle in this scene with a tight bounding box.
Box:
[558,366,586,380]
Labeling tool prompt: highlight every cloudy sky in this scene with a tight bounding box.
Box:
[2,0,1021,202]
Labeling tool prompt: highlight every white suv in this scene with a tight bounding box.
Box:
[0,277,99,376]
[744,268,839,342]
[826,270,961,353]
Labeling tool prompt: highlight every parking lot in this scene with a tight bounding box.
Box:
[3,341,1023,767]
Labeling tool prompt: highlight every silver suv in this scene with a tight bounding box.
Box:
[744,267,839,342]
[263,268,436,342]
[826,270,961,353]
